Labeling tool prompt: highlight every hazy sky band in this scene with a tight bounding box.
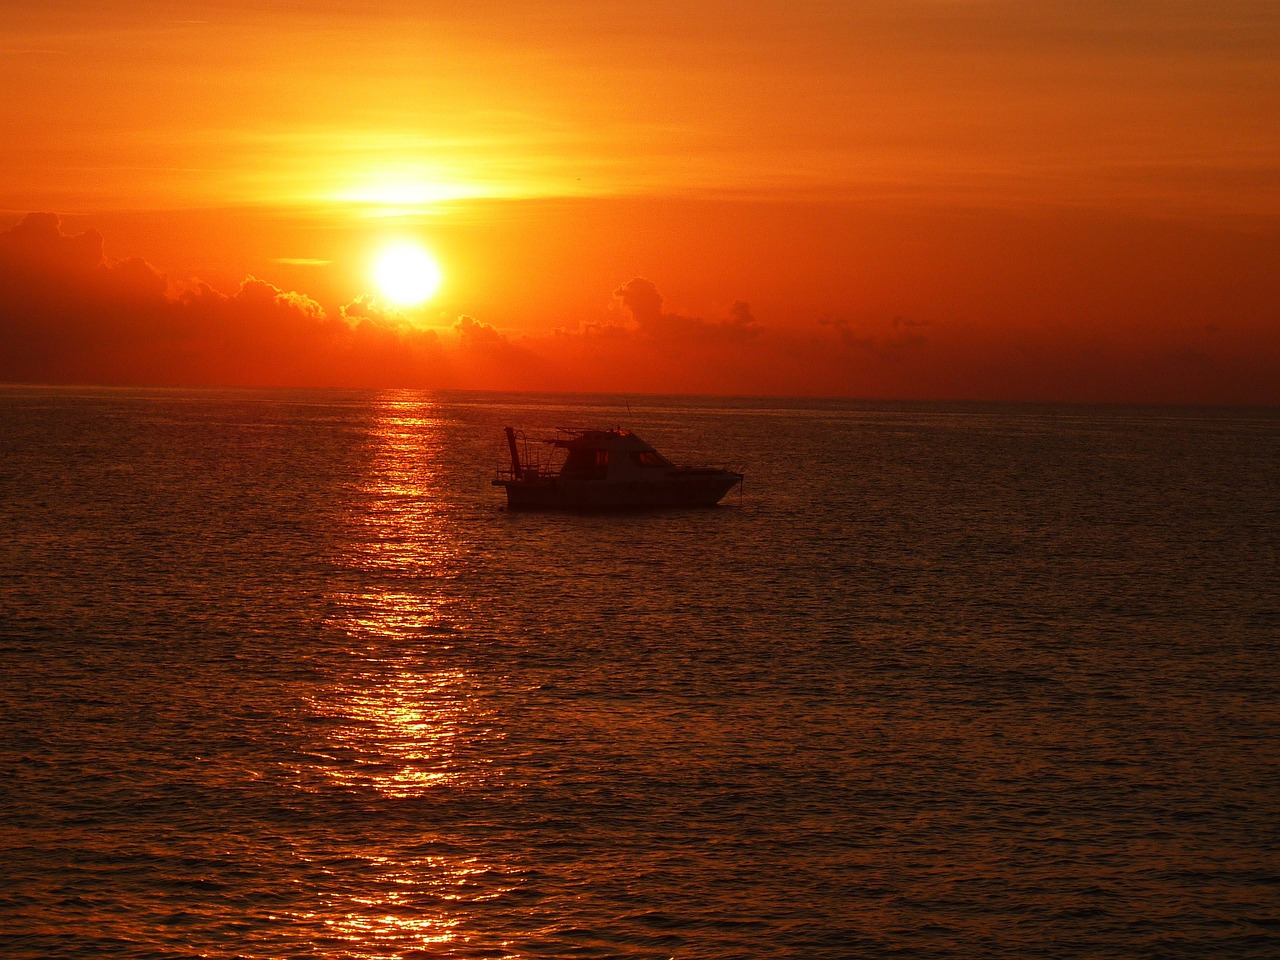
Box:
[3,1,1276,215]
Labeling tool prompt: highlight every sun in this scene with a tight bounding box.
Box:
[372,242,443,306]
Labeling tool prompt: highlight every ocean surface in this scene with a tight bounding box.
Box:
[1,387,1277,959]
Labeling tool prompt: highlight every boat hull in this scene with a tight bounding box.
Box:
[495,468,742,511]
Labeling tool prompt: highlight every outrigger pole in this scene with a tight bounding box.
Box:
[504,426,523,479]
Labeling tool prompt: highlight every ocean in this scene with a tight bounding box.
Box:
[1,387,1277,958]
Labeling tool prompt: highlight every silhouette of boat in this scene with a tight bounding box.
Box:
[494,426,744,510]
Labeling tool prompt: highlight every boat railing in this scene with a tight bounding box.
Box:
[494,461,553,482]
[495,427,562,482]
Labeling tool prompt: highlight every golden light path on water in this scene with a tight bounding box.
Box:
[301,392,508,957]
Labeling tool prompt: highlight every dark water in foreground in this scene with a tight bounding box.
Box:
[1,387,1277,959]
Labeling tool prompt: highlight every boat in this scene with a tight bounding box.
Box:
[493,426,744,510]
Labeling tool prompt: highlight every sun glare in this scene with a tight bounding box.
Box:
[373,242,443,306]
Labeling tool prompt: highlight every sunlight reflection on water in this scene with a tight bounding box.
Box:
[308,393,497,954]
[321,394,471,792]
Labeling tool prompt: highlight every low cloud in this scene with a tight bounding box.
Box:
[613,277,761,343]
[8,213,1258,402]
[0,214,966,398]
[0,213,450,387]
[452,315,548,389]
[454,315,514,353]
[527,277,794,395]
[818,312,929,360]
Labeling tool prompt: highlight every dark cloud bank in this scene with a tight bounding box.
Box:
[3,213,1270,402]
[0,213,795,394]
[0,213,465,388]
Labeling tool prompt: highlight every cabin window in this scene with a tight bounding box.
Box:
[631,451,670,467]
[564,446,610,477]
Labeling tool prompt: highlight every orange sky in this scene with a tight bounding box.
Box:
[2,1,1278,402]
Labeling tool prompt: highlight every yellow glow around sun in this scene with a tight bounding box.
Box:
[373,242,443,306]
[341,181,480,206]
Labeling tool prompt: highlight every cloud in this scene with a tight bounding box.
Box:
[452,314,558,391]
[454,315,514,353]
[524,276,796,395]
[818,312,929,360]
[612,276,761,342]
[1,212,100,271]
[339,293,412,330]
[0,212,166,308]
[0,217,804,394]
[0,213,448,387]
[11,214,1263,402]
[613,277,664,327]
